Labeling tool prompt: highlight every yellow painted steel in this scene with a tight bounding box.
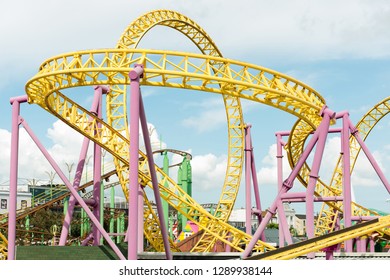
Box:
[25,47,325,252]
[110,10,245,252]
[285,97,390,238]
[255,215,390,260]
[19,10,390,257]
[0,231,7,260]
[316,97,390,235]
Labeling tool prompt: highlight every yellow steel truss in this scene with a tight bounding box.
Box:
[0,231,7,260]
[110,10,245,252]
[17,9,389,257]
[284,97,390,238]
[249,215,390,260]
[25,47,325,252]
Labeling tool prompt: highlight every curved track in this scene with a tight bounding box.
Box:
[25,41,324,252]
[110,10,246,251]
[13,10,388,257]
[285,97,390,237]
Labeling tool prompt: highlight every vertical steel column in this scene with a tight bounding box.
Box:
[137,185,144,253]
[8,95,27,260]
[249,128,265,241]
[93,86,103,245]
[276,201,293,245]
[59,86,107,245]
[109,186,115,239]
[349,118,390,194]
[140,93,173,260]
[242,106,331,258]
[20,117,126,259]
[369,237,375,252]
[128,65,143,260]
[276,133,285,247]
[162,151,170,235]
[305,107,333,259]
[341,113,353,252]
[245,124,252,235]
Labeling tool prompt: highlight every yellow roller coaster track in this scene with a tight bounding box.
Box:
[110,10,245,252]
[25,45,326,252]
[0,231,7,260]
[316,97,390,235]
[247,215,390,260]
[285,97,390,237]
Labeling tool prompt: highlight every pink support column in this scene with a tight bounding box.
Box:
[59,135,90,245]
[250,133,265,241]
[138,185,144,253]
[369,237,375,252]
[92,86,103,245]
[244,124,264,240]
[276,201,293,245]
[276,133,286,247]
[245,124,252,235]
[21,119,126,260]
[341,113,353,252]
[242,109,331,258]
[305,107,333,259]
[128,64,143,260]
[59,86,108,245]
[8,95,28,260]
[349,118,390,194]
[139,93,173,260]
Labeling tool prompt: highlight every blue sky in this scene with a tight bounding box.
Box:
[1,0,390,214]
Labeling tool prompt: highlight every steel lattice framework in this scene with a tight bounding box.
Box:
[1,10,384,259]
[25,43,324,252]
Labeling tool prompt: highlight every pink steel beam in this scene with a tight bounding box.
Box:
[139,93,173,260]
[59,86,108,245]
[20,118,126,260]
[92,86,103,245]
[127,64,172,259]
[244,124,265,240]
[128,65,143,260]
[8,95,28,260]
[245,124,252,235]
[276,132,285,247]
[138,185,144,253]
[242,106,334,258]
[59,135,90,244]
[276,200,293,245]
[305,107,333,258]
[341,113,353,252]
[249,128,266,242]
[348,118,390,194]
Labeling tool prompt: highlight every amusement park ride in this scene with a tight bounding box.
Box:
[1,9,390,260]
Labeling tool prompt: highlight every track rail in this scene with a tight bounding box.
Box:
[285,97,390,237]
[111,10,245,251]
[247,215,390,260]
[25,46,326,252]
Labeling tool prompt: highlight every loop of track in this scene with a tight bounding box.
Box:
[25,44,325,252]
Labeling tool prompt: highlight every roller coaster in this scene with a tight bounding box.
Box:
[1,10,390,260]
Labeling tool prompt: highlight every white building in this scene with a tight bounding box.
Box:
[228,204,306,236]
[0,188,32,215]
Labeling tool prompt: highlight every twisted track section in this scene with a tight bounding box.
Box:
[110,10,246,252]
[0,231,7,260]
[25,46,325,252]
[248,216,390,260]
[285,97,390,237]
[316,97,390,235]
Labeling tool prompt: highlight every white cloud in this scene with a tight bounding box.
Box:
[170,150,227,191]
[2,0,389,90]
[181,98,226,133]
[257,144,292,188]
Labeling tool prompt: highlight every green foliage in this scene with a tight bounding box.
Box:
[267,222,279,229]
